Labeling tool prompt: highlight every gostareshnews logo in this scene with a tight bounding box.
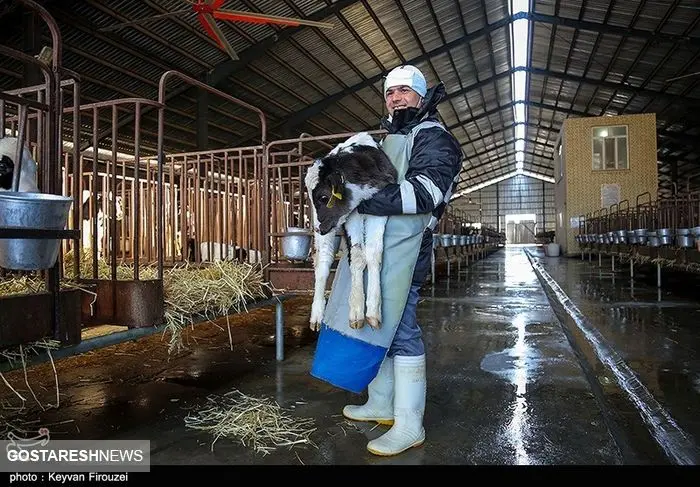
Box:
[0,427,150,473]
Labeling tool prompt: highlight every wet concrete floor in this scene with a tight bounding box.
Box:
[530,247,700,465]
[2,246,692,465]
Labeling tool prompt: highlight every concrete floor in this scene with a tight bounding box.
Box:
[1,246,699,465]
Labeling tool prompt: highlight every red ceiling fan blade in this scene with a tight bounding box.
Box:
[198,12,239,60]
[197,12,224,48]
[213,9,334,29]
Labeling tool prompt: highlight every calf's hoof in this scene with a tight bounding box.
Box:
[349,319,365,329]
[366,316,381,329]
[309,320,321,332]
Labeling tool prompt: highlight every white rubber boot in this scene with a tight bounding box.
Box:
[342,356,394,425]
[366,354,426,456]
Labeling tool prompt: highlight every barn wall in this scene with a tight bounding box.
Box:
[451,175,555,239]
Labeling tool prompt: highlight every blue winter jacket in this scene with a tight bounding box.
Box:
[357,82,463,286]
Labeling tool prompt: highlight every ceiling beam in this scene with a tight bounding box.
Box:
[272,17,513,133]
[464,137,555,159]
[270,62,697,146]
[81,0,362,153]
[528,68,700,107]
[530,12,700,48]
[207,0,362,87]
[460,149,553,180]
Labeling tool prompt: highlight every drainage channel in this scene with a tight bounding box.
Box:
[524,248,700,466]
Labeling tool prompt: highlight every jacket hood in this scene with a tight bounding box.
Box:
[380,82,447,134]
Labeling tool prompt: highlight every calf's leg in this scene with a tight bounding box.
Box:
[364,215,387,329]
[345,212,366,329]
[309,228,337,331]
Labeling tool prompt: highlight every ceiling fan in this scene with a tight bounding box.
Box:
[99,0,334,61]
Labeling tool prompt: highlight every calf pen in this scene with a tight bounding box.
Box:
[576,190,700,288]
[0,0,504,375]
[0,1,282,372]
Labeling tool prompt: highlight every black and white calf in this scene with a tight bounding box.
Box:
[81,190,124,259]
[0,136,39,193]
[304,132,397,331]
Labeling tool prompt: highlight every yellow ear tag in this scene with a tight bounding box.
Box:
[326,185,343,208]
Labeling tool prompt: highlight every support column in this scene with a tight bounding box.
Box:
[22,11,42,86]
[197,85,209,151]
[275,301,284,361]
[542,180,546,233]
[496,183,500,233]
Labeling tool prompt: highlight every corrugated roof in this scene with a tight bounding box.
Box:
[0,0,698,197]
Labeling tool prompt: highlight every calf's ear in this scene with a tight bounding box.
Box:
[324,171,345,208]
[327,170,345,190]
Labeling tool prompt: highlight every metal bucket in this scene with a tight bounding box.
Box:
[676,234,694,248]
[440,234,451,247]
[451,234,460,247]
[647,232,660,247]
[0,192,73,271]
[660,235,673,246]
[616,230,627,243]
[281,226,312,261]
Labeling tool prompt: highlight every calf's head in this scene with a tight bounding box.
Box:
[305,160,350,235]
[305,132,392,235]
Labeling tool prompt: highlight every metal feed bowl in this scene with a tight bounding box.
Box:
[281,226,312,261]
[0,191,73,271]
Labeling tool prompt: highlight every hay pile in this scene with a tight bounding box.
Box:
[161,261,270,354]
[1,252,271,355]
[184,389,316,455]
[63,248,158,281]
[0,275,46,296]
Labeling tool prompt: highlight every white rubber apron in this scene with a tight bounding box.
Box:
[310,122,437,393]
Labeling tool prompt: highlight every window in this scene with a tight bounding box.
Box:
[592,125,628,170]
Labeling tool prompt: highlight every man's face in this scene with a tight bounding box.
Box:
[385,85,422,117]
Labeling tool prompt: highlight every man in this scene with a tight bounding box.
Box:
[342,65,463,455]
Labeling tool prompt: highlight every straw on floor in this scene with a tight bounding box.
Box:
[184,389,317,456]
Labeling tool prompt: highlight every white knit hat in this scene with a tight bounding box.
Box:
[383,65,427,97]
